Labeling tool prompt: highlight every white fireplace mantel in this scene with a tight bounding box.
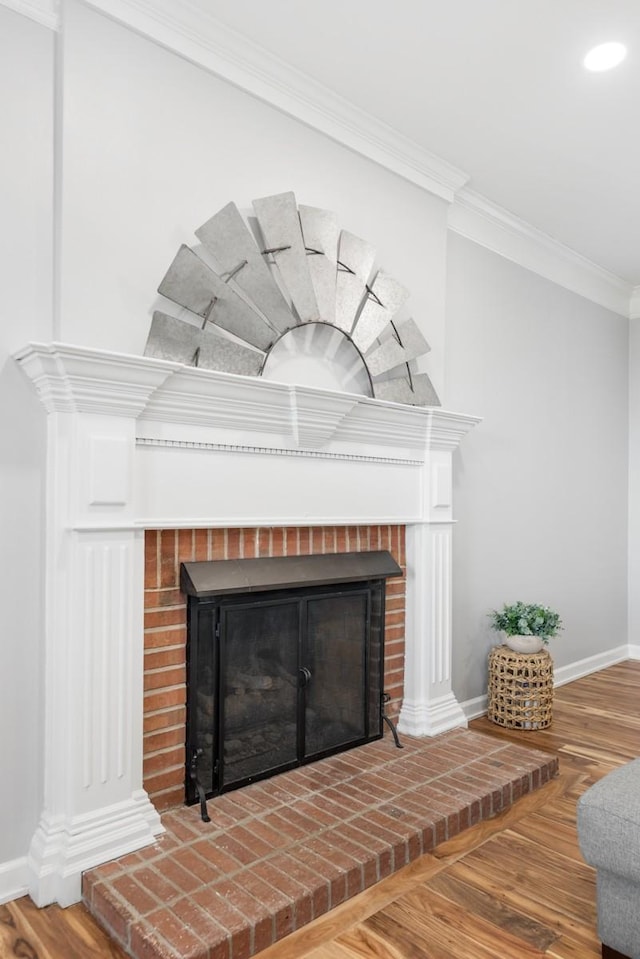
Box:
[15,341,480,906]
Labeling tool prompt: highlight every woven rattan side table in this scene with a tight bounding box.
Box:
[487,645,553,729]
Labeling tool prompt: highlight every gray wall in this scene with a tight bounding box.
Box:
[0,7,53,867]
[445,232,629,704]
[628,317,640,649]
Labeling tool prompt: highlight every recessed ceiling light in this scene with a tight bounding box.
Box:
[584,42,627,72]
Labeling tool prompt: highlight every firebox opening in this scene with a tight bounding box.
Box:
[181,551,402,805]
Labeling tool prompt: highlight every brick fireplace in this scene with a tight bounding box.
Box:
[143,525,406,811]
[14,342,480,907]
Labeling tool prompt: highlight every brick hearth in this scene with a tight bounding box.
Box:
[83,728,557,959]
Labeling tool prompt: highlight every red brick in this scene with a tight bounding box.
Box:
[110,874,158,917]
[253,527,268,557]
[226,822,278,858]
[322,528,337,554]
[144,665,185,692]
[305,837,363,899]
[145,647,185,671]
[91,882,138,945]
[200,877,274,953]
[271,527,285,557]
[282,527,295,554]
[145,531,159,590]
[215,830,267,866]
[144,607,186,629]
[132,860,178,904]
[143,705,185,734]
[144,745,185,777]
[144,726,184,754]
[226,529,241,560]
[190,886,254,958]
[145,588,184,608]
[159,530,178,588]
[205,528,222,560]
[298,527,310,554]
[139,907,208,959]
[234,870,294,941]
[358,526,371,550]
[129,919,182,959]
[144,766,184,798]
[194,529,209,562]
[151,786,184,812]
[143,686,185,713]
[188,839,245,876]
[144,627,186,650]
[168,899,231,959]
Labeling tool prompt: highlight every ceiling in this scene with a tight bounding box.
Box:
[197,0,640,287]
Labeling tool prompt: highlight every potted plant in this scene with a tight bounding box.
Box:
[489,601,562,653]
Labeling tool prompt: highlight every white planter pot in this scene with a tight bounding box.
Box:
[504,634,544,654]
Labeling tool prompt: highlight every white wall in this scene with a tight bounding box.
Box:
[0,6,53,886]
[445,232,629,703]
[58,0,448,396]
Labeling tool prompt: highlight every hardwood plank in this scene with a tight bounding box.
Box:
[0,898,128,959]
[6,659,638,959]
[545,935,602,959]
[448,857,598,947]
[426,870,559,951]
[364,895,546,959]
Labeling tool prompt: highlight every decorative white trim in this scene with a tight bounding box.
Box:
[15,342,481,455]
[399,522,468,736]
[0,856,29,906]
[28,792,163,907]
[0,0,58,29]
[629,644,640,660]
[399,693,467,737]
[136,437,423,467]
[449,188,633,318]
[13,341,178,415]
[630,287,640,320]
[79,0,468,202]
[133,515,427,532]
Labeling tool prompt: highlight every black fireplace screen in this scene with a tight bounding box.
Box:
[181,551,400,801]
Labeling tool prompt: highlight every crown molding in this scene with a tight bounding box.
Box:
[449,188,633,318]
[0,0,58,27]
[630,287,640,320]
[79,0,469,202]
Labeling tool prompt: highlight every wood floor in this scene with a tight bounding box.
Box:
[2,660,638,959]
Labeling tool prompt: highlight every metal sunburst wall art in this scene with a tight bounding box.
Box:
[144,192,439,407]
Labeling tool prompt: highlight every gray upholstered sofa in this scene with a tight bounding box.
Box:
[577,758,640,959]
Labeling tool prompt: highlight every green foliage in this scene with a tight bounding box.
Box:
[489,601,562,645]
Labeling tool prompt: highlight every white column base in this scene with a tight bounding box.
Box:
[398,692,468,737]
[27,790,163,907]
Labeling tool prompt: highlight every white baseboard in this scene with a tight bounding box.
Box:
[460,645,635,722]
[0,856,28,905]
[553,645,630,687]
[460,694,488,722]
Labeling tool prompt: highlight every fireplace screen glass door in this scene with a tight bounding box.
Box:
[187,580,384,800]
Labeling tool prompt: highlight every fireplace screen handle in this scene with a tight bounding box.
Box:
[298,666,312,687]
